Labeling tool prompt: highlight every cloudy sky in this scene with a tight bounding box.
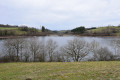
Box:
[0,0,120,30]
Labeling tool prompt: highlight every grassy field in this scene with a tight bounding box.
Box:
[87,27,120,36]
[0,27,27,35]
[0,27,41,36]
[0,27,18,30]
[0,61,120,80]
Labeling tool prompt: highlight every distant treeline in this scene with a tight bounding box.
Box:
[0,24,37,36]
[71,25,120,36]
[0,24,18,27]
[0,24,52,36]
[0,30,15,36]
[0,27,39,36]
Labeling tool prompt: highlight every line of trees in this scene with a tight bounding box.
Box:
[71,25,120,36]
[71,26,85,33]
[0,24,53,36]
[18,26,39,35]
[0,27,39,36]
[0,24,18,28]
[86,27,118,36]
[0,30,15,36]
[0,38,120,62]
[0,24,41,36]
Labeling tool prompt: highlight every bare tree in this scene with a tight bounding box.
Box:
[3,40,16,62]
[36,40,46,62]
[96,47,114,61]
[3,38,25,62]
[111,40,120,55]
[62,38,90,62]
[24,50,30,62]
[53,51,65,62]
[89,41,115,61]
[12,38,25,61]
[90,40,100,60]
[29,38,41,62]
[46,39,58,62]
[23,40,30,62]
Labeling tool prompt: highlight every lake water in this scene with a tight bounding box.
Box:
[0,36,120,55]
[1,36,120,61]
[38,36,120,48]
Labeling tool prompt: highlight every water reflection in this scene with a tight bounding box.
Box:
[0,36,120,62]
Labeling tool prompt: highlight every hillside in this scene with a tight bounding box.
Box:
[0,24,41,36]
[0,27,27,36]
[0,62,120,80]
[86,26,120,36]
[71,26,120,36]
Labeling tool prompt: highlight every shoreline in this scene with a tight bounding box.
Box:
[0,34,120,39]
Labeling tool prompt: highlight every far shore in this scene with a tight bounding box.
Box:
[0,34,120,39]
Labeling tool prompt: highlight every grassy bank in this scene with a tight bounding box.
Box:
[0,27,27,36]
[0,27,42,36]
[0,27,17,30]
[0,61,120,80]
[86,27,120,36]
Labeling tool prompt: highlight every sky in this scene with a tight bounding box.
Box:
[0,0,120,30]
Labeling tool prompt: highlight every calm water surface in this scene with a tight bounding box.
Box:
[0,36,120,54]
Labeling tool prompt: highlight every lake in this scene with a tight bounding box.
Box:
[0,36,120,62]
[0,36,120,52]
[38,36,120,50]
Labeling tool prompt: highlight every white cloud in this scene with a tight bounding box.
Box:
[0,0,120,30]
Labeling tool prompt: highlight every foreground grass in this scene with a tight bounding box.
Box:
[0,62,120,80]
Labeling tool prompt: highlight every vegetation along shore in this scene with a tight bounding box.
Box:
[1,24,120,37]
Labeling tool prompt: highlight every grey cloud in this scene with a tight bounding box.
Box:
[0,0,120,30]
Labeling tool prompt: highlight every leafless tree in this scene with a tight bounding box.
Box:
[3,40,15,61]
[89,41,115,61]
[22,40,30,62]
[3,38,25,61]
[46,39,58,62]
[62,38,90,62]
[96,47,114,61]
[36,40,46,62]
[53,51,65,62]
[111,40,120,55]
[29,38,41,62]
[12,38,25,61]
[90,40,100,60]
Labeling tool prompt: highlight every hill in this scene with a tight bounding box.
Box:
[0,24,41,36]
[86,26,120,36]
[71,26,120,36]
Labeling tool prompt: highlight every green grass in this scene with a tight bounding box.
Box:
[0,61,120,80]
[0,27,26,35]
[0,27,18,30]
[88,27,120,35]
[0,27,41,35]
